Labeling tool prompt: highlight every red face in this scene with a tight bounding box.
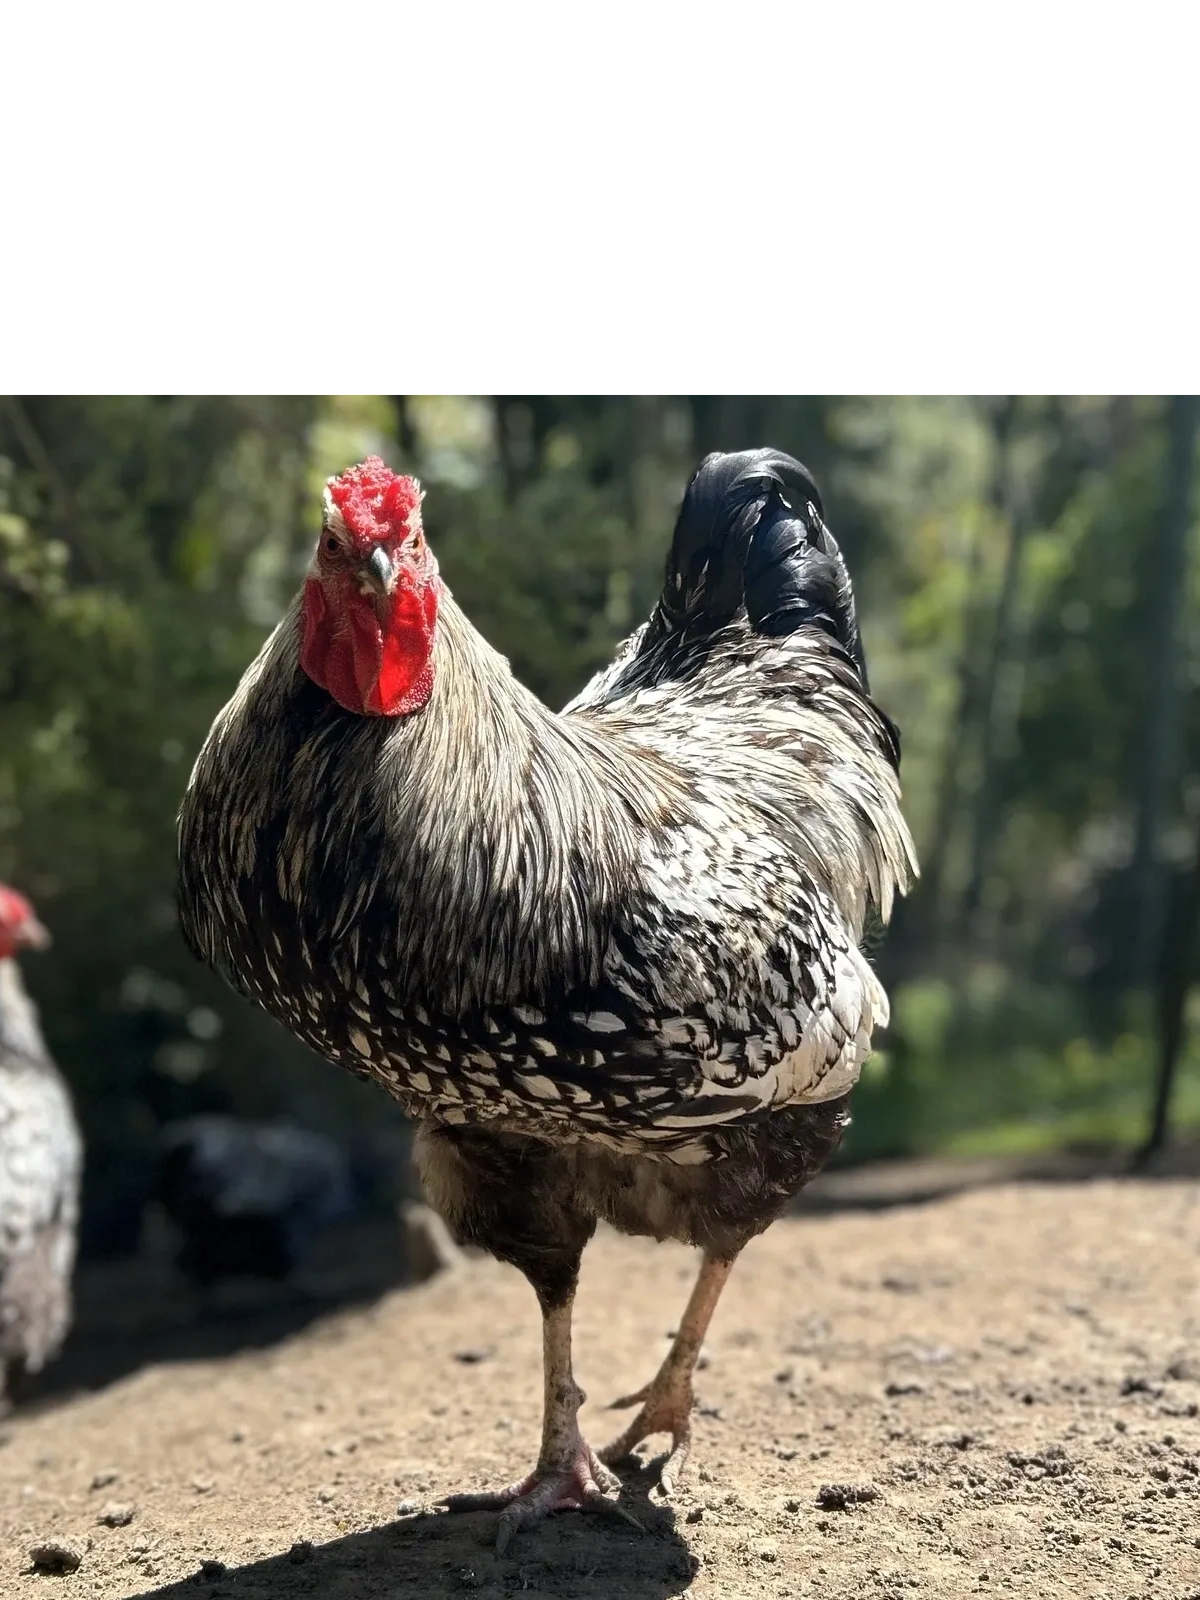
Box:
[0,885,51,959]
[299,458,442,717]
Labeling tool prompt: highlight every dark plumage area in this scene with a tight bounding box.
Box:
[177,446,915,1550]
[155,1116,354,1287]
[659,449,857,661]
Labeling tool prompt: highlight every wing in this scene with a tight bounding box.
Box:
[349,756,894,1163]
[604,817,888,1127]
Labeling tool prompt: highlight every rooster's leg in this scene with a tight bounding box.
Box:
[442,1292,639,1555]
[599,1251,735,1498]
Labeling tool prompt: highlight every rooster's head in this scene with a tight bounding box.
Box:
[300,457,441,717]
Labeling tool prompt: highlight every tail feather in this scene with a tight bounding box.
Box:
[574,447,901,774]
[659,448,868,686]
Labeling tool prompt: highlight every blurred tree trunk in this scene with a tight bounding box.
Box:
[1128,396,1200,981]
[1136,804,1200,1164]
[688,397,807,462]
[391,396,419,463]
[492,396,525,501]
[1107,395,1137,461]
[625,395,670,532]
[492,397,558,501]
[688,396,721,459]
[916,398,1015,953]
[959,418,1035,943]
[571,396,620,487]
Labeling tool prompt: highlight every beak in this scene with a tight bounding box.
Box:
[363,545,396,597]
[19,915,51,951]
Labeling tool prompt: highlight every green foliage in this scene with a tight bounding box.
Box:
[1,395,1197,1252]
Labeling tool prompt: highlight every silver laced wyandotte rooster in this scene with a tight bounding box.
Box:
[0,884,82,1410]
[177,447,916,1550]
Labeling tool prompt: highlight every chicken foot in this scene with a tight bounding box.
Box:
[599,1252,734,1498]
[442,1296,640,1555]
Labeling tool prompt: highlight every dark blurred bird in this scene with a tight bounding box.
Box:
[178,448,915,1548]
[0,885,82,1408]
[155,1115,353,1287]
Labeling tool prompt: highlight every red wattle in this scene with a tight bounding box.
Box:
[300,574,438,717]
[368,580,438,715]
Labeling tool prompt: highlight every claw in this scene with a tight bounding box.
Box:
[655,1436,690,1502]
[581,1490,644,1534]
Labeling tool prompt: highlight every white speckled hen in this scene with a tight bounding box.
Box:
[0,886,82,1409]
[177,448,916,1548]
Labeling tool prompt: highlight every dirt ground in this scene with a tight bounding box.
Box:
[3,1173,1200,1600]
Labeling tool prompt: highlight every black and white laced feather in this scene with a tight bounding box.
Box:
[178,449,916,1164]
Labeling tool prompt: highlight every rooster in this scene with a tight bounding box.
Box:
[0,885,82,1408]
[178,448,915,1549]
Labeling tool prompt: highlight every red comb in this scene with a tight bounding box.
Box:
[327,457,422,549]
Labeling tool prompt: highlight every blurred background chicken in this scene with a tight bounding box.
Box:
[154,1115,354,1289]
[177,446,914,1547]
[0,885,82,1410]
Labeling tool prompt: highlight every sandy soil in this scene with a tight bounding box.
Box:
[3,1175,1200,1600]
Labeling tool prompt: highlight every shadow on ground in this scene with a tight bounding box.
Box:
[20,1144,1200,1420]
[19,1216,409,1410]
[124,1468,697,1600]
[797,1136,1200,1216]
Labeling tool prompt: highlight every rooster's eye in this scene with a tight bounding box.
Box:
[324,537,340,555]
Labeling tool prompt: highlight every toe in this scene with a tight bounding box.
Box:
[654,1439,690,1502]
[441,1488,518,1512]
[597,1430,639,1467]
[597,1398,694,1486]
[495,1500,531,1557]
[494,1490,563,1556]
[597,1405,670,1466]
[587,1447,622,1494]
[606,1383,652,1411]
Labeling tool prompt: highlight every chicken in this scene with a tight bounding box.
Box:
[177,447,915,1548]
[0,885,82,1408]
[155,1115,354,1287]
